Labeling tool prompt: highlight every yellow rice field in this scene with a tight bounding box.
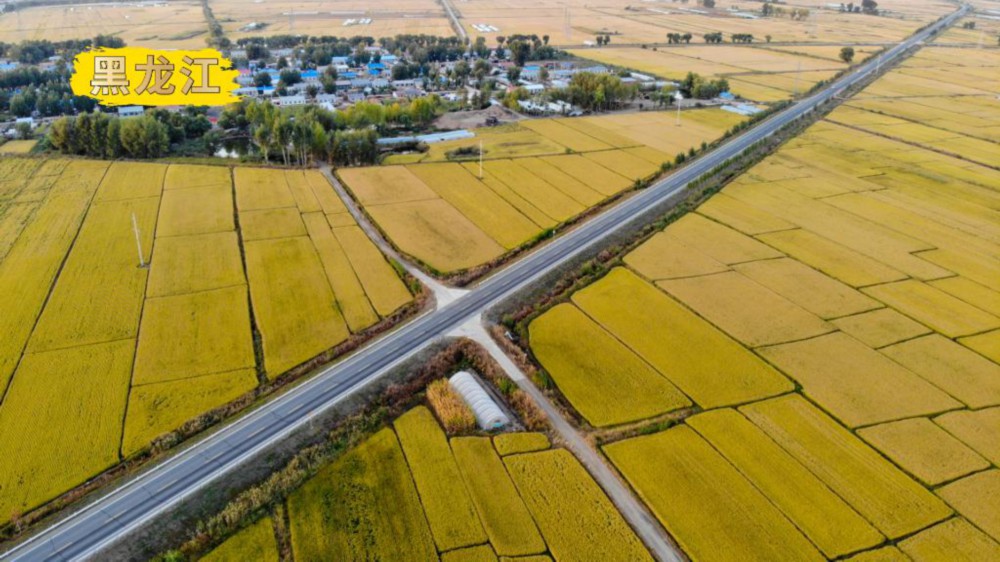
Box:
[393,407,486,551]
[936,470,1000,542]
[202,517,278,562]
[604,425,826,561]
[0,141,38,154]
[898,518,1000,561]
[521,42,1000,560]
[504,449,652,562]
[492,432,550,456]
[857,418,990,486]
[528,303,691,427]
[0,161,412,520]
[220,403,639,561]
[339,108,741,273]
[451,437,547,557]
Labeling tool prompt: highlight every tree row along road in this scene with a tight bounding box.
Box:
[2,6,966,561]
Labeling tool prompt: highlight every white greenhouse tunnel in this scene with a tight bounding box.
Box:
[449,370,511,430]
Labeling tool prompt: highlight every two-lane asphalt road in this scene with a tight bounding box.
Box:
[2,7,965,560]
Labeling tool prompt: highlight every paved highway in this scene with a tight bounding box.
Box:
[2,7,965,561]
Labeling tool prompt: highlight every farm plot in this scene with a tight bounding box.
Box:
[339,108,739,273]
[0,1,209,47]
[237,404,647,561]
[519,38,1000,561]
[0,161,414,520]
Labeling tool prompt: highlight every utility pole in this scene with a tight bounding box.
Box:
[674,91,683,126]
[132,212,146,268]
[479,140,484,178]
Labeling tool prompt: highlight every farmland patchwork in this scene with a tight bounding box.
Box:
[0,162,413,518]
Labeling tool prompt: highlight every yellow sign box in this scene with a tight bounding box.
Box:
[71,47,241,107]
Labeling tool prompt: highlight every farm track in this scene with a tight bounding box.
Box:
[0,5,967,560]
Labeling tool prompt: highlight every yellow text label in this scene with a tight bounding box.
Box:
[71,47,241,107]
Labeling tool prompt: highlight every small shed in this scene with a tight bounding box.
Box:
[449,371,510,430]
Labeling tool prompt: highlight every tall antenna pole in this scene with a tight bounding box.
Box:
[132,212,146,268]
[479,140,484,178]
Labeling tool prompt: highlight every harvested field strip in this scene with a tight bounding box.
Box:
[573,268,790,408]
[286,427,437,561]
[623,146,671,167]
[858,418,990,487]
[695,194,796,235]
[470,160,583,223]
[668,213,782,265]
[582,150,660,181]
[624,231,730,280]
[493,433,549,456]
[94,162,166,202]
[29,196,159,352]
[520,119,613,152]
[936,470,1000,542]
[475,174,557,229]
[133,286,255,386]
[339,166,437,206]
[726,184,948,280]
[367,199,504,273]
[757,229,907,288]
[239,207,307,241]
[604,426,825,562]
[757,333,960,428]
[733,258,880,319]
[961,330,1000,363]
[301,213,378,332]
[0,162,104,391]
[442,545,498,562]
[0,341,133,521]
[164,164,231,190]
[934,407,1000,465]
[122,369,259,456]
[919,249,1000,290]
[244,236,349,377]
[305,170,350,215]
[451,437,546,557]
[156,184,234,237]
[556,118,641,149]
[881,335,1000,409]
[332,225,412,317]
[394,407,486,551]
[512,158,604,208]
[830,308,931,349]
[824,192,1000,261]
[407,163,540,248]
[658,271,834,348]
[741,395,952,539]
[505,449,652,562]
[689,410,884,558]
[234,167,295,210]
[727,78,791,102]
[528,303,691,427]
[540,154,632,197]
[146,231,245,298]
[899,518,1000,561]
[863,280,1000,338]
[202,517,278,562]
[283,170,322,213]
